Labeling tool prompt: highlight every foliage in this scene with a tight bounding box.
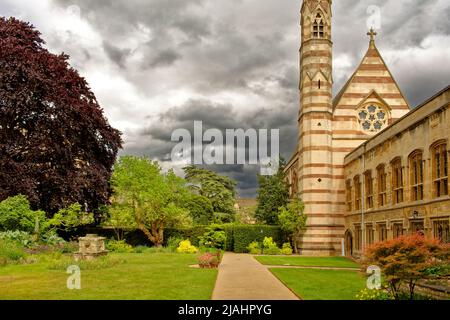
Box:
[183,165,237,220]
[247,241,262,255]
[183,193,214,225]
[198,224,227,250]
[262,237,281,255]
[102,205,134,240]
[198,252,221,268]
[277,198,307,253]
[166,236,184,252]
[0,230,34,247]
[0,17,122,215]
[213,212,235,224]
[111,156,192,247]
[41,232,66,246]
[0,195,46,234]
[46,203,94,232]
[281,243,293,255]
[356,288,394,300]
[232,225,286,253]
[364,233,450,300]
[0,239,27,264]
[106,239,134,253]
[164,226,208,247]
[255,158,289,225]
[177,240,198,254]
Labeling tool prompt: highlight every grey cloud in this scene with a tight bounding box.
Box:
[4,0,449,197]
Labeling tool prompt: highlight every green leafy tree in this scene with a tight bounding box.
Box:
[111,156,192,247]
[183,165,236,221]
[46,203,94,232]
[183,193,214,225]
[103,205,134,241]
[255,158,289,225]
[278,198,307,254]
[0,195,46,235]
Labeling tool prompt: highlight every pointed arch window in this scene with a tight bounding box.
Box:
[432,141,448,198]
[313,13,324,38]
[409,151,424,201]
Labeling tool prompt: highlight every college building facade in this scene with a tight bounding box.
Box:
[285,0,450,256]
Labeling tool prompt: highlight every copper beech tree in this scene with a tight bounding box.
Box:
[0,17,122,215]
[364,233,450,300]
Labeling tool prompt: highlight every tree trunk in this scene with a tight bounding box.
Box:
[152,222,164,247]
[138,223,158,245]
[291,236,298,254]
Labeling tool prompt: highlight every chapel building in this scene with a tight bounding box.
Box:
[285,0,450,256]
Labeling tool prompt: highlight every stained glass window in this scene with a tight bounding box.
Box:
[357,104,388,132]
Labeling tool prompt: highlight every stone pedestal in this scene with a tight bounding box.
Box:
[74,234,108,261]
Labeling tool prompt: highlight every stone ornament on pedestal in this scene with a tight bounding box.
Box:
[74,234,108,261]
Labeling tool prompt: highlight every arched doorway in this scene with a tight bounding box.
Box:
[344,230,353,256]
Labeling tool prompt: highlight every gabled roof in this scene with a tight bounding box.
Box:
[333,37,410,111]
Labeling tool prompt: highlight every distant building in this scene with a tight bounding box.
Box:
[285,0,450,256]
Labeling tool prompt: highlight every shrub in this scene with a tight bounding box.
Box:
[164,226,208,247]
[0,239,27,263]
[198,224,227,250]
[232,225,285,253]
[356,288,394,300]
[262,237,281,255]
[41,232,66,246]
[198,252,221,268]
[365,233,450,300]
[0,195,46,233]
[247,241,262,255]
[166,236,183,252]
[264,246,281,255]
[0,231,34,247]
[106,239,134,253]
[281,243,293,255]
[176,240,198,254]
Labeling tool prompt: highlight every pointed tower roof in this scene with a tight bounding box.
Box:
[333,29,410,116]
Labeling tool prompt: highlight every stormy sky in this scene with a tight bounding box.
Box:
[1,0,449,197]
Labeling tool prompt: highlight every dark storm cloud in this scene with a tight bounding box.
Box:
[103,41,130,68]
[3,0,448,197]
[136,98,298,197]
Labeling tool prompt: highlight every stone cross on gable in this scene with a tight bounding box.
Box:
[367,28,378,42]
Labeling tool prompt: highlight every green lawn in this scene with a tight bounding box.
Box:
[270,268,366,300]
[255,256,359,268]
[0,253,217,300]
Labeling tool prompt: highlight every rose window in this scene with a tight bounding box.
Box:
[357,104,388,132]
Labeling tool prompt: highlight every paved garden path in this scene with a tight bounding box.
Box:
[212,252,299,300]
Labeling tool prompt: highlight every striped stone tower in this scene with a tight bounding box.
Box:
[297,0,341,255]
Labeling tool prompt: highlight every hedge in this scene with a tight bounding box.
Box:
[232,225,286,253]
[60,224,286,253]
